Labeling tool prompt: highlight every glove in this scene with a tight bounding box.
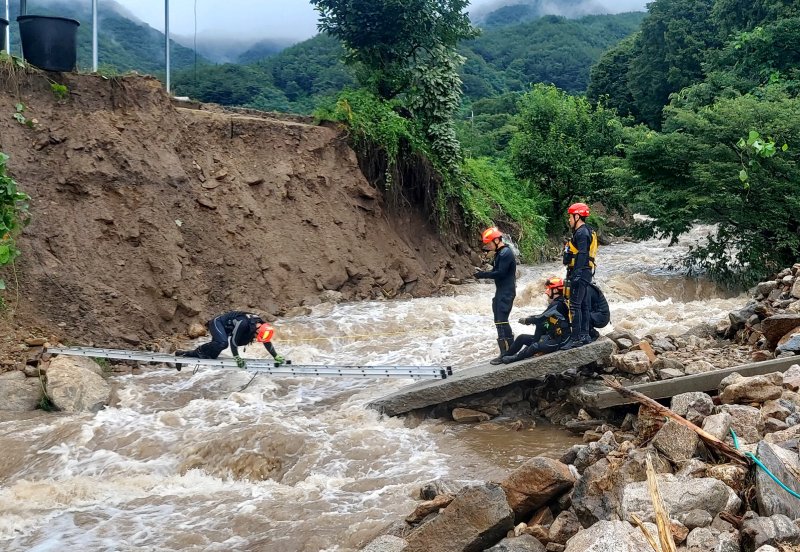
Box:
[274,355,285,366]
[235,356,247,369]
[474,271,486,279]
[518,317,529,325]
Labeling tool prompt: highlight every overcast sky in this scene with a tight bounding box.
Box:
[110,0,649,40]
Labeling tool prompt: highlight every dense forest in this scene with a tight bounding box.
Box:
[171,12,644,114]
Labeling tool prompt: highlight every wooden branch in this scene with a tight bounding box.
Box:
[647,454,678,552]
[601,376,750,466]
[630,513,660,552]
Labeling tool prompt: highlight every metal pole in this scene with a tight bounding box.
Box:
[4,0,9,53]
[165,0,170,93]
[92,0,98,71]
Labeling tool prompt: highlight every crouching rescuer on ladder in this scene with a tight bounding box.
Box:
[177,311,285,369]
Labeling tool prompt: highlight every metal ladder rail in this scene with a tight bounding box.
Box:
[47,347,452,379]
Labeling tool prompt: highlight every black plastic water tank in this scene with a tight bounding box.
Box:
[17,15,80,72]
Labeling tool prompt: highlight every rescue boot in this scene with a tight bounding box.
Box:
[490,338,512,365]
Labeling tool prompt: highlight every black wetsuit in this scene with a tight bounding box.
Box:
[587,283,610,334]
[565,224,594,341]
[475,245,517,352]
[178,311,278,359]
[504,296,570,362]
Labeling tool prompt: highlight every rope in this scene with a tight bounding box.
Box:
[730,428,800,501]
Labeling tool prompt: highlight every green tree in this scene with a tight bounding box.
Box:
[0,153,30,294]
[586,34,640,118]
[310,0,477,100]
[625,0,720,128]
[626,93,800,285]
[510,84,624,229]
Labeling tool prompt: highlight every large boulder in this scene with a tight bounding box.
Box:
[572,447,671,527]
[0,370,42,411]
[621,476,741,523]
[719,404,764,444]
[499,457,576,519]
[719,372,783,404]
[762,314,800,346]
[404,483,513,552]
[45,356,110,413]
[754,441,800,519]
[741,514,800,552]
[563,521,652,552]
[548,511,581,545]
[652,420,699,463]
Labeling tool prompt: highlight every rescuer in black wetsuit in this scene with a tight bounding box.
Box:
[474,226,517,364]
[501,277,571,364]
[561,202,598,349]
[587,282,610,340]
[176,311,284,368]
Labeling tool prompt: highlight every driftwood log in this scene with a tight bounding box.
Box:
[602,376,749,466]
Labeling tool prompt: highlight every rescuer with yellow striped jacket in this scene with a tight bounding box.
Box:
[561,202,598,349]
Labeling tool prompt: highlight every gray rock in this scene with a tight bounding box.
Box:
[741,513,800,552]
[762,314,800,345]
[48,355,106,376]
[658,368,685,380]
[651,338,678,352]
[572,447,671,526]
[753,546,779,552]
[45,358,111,413]
[730,303,758,331]
[612,351,650,375]
[756,281,778,298]
[715,531,740,552]
[764,417,788,433]
[677,509,713,530]
[573,431,618,474]
[755,441,800,519]
[782,364,800,391]
[707,464,748,494]
[360,535,408,552]
[451,408,491,423]
[563,521,652,552]
[0,371,42,411]
[792,278,800,299]
[545,544,565,552]
[685,360,716,375]
[486,535,545,552]
[548,511,581,545]
[778,334,800,355]
[687,527,719,552]
[621,475,741,523]
[652,420,699,463]
[675,459,708,479]
[720,404,764,444]
[764,424,800,444]
[702,413,733,441]
[761,400,791,421]
[500,457,576,519]
[719,372,783,404]
[671,392,715,418]
[404,483,514,552]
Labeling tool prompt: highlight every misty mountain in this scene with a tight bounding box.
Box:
[6,0,206,74]
[473,0,611,26]
[170,33,294,65]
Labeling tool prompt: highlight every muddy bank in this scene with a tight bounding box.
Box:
[0,72,474,358]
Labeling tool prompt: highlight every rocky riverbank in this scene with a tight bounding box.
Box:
[361,264,800,551]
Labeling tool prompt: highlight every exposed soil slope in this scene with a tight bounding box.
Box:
[0,73,474,354]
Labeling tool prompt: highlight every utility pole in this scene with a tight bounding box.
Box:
[4,0,10,53]
[165,0,170,94]
[92,0,98,71]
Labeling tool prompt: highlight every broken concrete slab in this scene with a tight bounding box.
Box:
[369,339,613,417]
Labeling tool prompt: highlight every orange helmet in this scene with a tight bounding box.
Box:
[545,277,565,291]
[481,226,503,244]
[256,323,274,343]
[568,203,590,218]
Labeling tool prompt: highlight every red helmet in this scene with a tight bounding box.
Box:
[545,277,565,291]
[568,203,590,218]
[256,323,274,343]
[481,226,503,244]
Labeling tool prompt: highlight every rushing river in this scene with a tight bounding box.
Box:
[0,229,747,551]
